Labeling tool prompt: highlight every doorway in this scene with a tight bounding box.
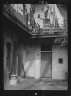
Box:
[6,42,11,73]
[40,44,52,78]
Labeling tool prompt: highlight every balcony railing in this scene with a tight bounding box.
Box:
[32,26,67,37]
[32,17,67,36]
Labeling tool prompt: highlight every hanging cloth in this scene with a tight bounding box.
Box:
[48,4,54,24]
[25,4,31,14]
[54,4,64,28]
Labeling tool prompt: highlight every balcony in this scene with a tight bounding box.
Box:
[3,4,67,38]
[3,4,34,35]
[31,18,67,38]
[3,4,28,26]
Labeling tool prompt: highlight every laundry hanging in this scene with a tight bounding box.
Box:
[54,4,64,28]
[25,4,31,14]
[48,4,54,24]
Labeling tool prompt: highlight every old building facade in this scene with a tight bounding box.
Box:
[3,4,68,88]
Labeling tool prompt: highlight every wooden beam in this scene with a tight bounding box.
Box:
[31,34,66,38]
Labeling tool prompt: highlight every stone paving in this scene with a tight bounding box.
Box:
[5,78,68,90]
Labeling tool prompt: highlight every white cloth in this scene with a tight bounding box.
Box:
[43,4,49,12]
[25,4,31,14]
[44,6,48,12]
[49,4,54,24]
[54,4,64,28]
[43,4,54,24]
[17,4,23,15]
[12,4,18,12]
[34,12,43,28]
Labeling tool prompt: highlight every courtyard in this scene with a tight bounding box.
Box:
[5,77,68,90]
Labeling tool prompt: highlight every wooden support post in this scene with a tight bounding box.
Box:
[16,55,18,76]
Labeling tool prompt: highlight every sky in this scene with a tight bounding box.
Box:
[34,4,45,28]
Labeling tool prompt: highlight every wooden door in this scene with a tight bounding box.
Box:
[40,52,52,78]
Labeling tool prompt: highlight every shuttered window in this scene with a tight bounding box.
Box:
[58,58,63,64]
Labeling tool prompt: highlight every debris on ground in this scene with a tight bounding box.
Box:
[5,78,68,90]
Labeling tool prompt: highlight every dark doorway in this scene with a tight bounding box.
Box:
[12,41,18,75]
[6,42,11,73]
[40,44,52,78]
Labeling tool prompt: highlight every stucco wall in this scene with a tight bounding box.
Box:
[52,45,68,80]
[35,45,41,79]
[4,28,13,78]
[18,44,25,76]
[23,44,41,79]
[3,27,18,86]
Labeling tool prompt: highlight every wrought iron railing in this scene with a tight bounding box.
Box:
[32,18,67,37]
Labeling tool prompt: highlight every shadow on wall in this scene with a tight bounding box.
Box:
[25,60,35,76]
[41,61,51,78]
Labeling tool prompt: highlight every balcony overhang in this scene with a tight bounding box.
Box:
[31,27,67,38]
[3,7,32,36]
[31,34,66,38]
[3,5,67,39]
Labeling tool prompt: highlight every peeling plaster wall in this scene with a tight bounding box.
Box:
[52,45,68,80]
[18,44,25,76]
[35,45,41,79]
[3,28,13,79]
[3,27,18,86]
[3,26,17,43]
[23,44,41,79]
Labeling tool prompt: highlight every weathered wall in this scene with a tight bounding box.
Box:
[3,29,11,87]
[3,27,41,79]
[3,26,17,43]
[18,44,25,77]
[3,27,13,79]
[3,26,18,87]
[35,45,41,79]
[23,44,41,79]
[52,45,68,80]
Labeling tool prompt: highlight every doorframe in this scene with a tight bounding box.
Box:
[41,44,52,79]
[6,42,12,73]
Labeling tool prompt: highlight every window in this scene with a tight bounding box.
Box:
[58,58,63,64]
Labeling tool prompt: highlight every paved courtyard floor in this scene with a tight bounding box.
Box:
[4,77,68,90]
